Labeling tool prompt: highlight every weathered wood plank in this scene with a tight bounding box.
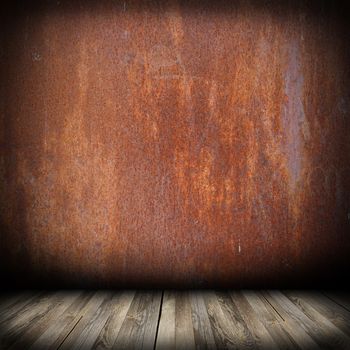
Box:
[57,291,110,350]
[322,292,350,313]
[281,291,350,349]
[113,291,162,350]
[8,291,81,350]
[229,291,278,349]
[0,290,349,350]
[29,292,93,350]
[92,291,136,350]
[69,293,118,350]
[203,291,256,350]
[175,292,196,350]
[0,292,25,314]
[156,291,176,350]
[243,291,301,350]
[0,292,43,327]
[285,291,350,338]
[189,291,217,350]
[0,292,62,348]
[261,291,320,350]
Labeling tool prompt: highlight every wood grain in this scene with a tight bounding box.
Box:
[92,291,135,350]
[29,292,93,350]
[57,291,110,350]
[229,291,278,349]
[0,290,350,350]
[0,292,59,348]
[8,291,80,350]
[264,291,350,349]
[175,292,196,350]
[285,291,350,338]
[243,291,301,350]
[260,291,320,350]
[189,291,216,350]
[113,291,162,350]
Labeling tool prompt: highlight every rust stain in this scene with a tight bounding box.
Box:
[0,0,349,288]
[283,39,305,192]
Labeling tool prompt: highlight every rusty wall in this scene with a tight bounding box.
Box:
[1,0,350,288]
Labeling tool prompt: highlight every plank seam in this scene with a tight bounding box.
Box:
[261,294,285,322]
[153,290,164,350]
[56,315,83,350]
[321,292,350,314]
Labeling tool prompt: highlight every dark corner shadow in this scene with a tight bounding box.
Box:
[1,234,350,289]
[0,184,33,291]
[1,258,350,290]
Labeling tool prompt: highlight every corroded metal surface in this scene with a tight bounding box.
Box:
[1,1,350,287]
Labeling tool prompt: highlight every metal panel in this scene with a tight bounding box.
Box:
[1,0,349,287]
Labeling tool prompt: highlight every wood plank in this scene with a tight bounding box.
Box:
[56,291,111,350]
[203,291,257,350]
[243,291,302,350]
[7,291,81,350]
[0,292,63,348]
[0,292,43,326]
[69,292,117,350]
[156,291,176,350]
[285,291,350,338]
[175,292,196,350]
[70,291,136,350]
[1,290,349,350]
[322,292,350,313]
[229,291,278,349]
[113,291,162,350]
[189,291,217,350]
[29,292,93,350]
[216,291,259,350]
[0,292,25,313]
[267,291,350,349]
[261,291,321,350]
[92,291,136,350]
[282,291,350,348]
[157,291,215,350]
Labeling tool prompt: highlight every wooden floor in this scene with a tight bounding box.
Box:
[0,291,350,349]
